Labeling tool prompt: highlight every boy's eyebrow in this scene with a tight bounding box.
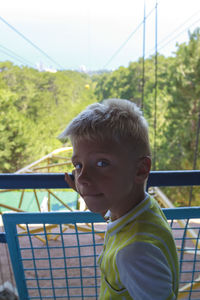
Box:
[71,155,78,161]
[71,151,113,161]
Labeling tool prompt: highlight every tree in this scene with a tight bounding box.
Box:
[0,89,30,172]
[163,29,200,170]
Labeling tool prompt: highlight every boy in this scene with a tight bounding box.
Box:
[59,98,179,299]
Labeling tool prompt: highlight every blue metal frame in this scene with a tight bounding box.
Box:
[147,170,200,188]
[2,208,200,300]
[3,212,105,300]
[1,171,200,299]
[0,232,6,243]
[163,207,200,219]
[0,170,200,189]
[0,173,68,189]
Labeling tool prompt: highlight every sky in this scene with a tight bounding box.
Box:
[0,0,200,71]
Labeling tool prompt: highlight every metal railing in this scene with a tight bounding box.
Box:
[0,170,200,190]
[0,171,200,300]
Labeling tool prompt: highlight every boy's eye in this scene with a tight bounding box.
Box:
[97,160,109,167]
[74,163,82,170]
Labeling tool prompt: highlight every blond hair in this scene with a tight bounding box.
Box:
[59,98,151,157]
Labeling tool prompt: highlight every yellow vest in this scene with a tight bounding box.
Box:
[98,196,179,299]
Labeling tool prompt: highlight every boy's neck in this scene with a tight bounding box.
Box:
[109,189,146,221]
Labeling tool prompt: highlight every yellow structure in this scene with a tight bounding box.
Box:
[0,148,199,298]
[0,147,74,214]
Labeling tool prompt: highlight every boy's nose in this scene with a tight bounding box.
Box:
[77,167,91,185]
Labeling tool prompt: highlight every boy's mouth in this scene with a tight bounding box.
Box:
[82,193,103,198]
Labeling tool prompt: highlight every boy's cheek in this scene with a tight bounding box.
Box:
[74,175,80,194]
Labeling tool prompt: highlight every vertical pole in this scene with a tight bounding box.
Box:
[188,109,200,206]
[141,0,146,109]
[153,1,158,170]
[47,157,51,211]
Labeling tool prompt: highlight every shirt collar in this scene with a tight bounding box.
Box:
[106,192,151,236]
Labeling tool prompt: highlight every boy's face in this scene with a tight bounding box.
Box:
[71,138,149,220]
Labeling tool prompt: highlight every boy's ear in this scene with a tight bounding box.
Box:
[135,156,151,184]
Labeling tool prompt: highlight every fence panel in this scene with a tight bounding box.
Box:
[2,208,200,300]
[1,171,200,299]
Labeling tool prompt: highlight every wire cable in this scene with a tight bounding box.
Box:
[0,47,31,66]
[159,9,200,48]
[0,15,62,69]
[147,10,200,56]
[158,16,200,52]
[103,6,155,69]
[0,43,35,67]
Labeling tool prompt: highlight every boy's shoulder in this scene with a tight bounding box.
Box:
[121,195,171,236]
[126,196,170,232]
[107,195,168,237]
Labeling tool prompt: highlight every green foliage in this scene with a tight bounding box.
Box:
[0,63,97,172]
[164,29,200,170]
[0,89,30,172]
[95,63,143,105]
[1,28,200,206]
[93,28,200,206]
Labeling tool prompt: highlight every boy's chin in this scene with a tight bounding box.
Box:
[86,205,107,216]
